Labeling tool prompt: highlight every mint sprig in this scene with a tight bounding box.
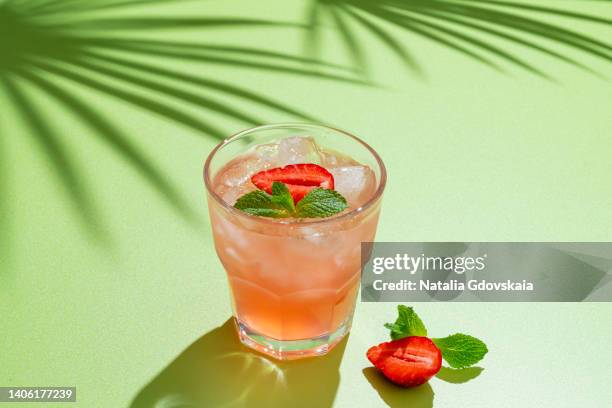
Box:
[384,305,428,339]
[385,305,488,369]
[234,181,347,218]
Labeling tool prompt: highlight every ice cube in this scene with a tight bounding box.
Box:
[320,149,354,168]
[214,215,250,248]
[219,184,255,206]
[225,246,242,262]
[330,165,376,207]
[217,154,266,188]
[300,227,327,245]
[254,142,279,166]
[278,136,321,164]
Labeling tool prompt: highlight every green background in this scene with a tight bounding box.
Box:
[1,0,612,407]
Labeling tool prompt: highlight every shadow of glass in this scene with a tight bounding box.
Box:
[435,366,484,384]
[130,318,347,408]
[362,367,434,408]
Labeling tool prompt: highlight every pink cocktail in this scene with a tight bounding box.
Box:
[204,124,386,359]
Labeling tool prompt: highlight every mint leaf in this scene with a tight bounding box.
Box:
[384,305,428,340]
[234,190,272,209]
[270,182,295,213]
[433,333,488,369]
[234,189,291,218]
[234,182,347,219]
[295,188,347,218]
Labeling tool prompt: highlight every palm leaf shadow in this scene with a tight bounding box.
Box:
[0,0,361,243]
[17,68,199,222]
[94,39,367,84]
[1,74,109,243]
[73,50,320,121]
[304,0,612,78]
[26,0,193,15]
[329,5,370,74]
[0,108,11,273]
[4,0,611,247]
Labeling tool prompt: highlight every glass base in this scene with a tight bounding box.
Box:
[235,318,351,360]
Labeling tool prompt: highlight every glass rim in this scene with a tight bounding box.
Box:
[203,123,387,226]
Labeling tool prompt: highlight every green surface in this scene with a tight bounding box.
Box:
[1,0,612,407]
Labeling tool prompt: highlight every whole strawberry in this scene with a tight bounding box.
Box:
[367,336,442,387]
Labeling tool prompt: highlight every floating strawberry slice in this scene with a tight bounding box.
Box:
[251,163,334,203]
[367,336,442,387]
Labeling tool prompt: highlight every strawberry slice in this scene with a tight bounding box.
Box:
[251,163,334,203]
[367,336,442,387]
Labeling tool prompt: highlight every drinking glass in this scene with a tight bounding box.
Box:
[204,124,386,359]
